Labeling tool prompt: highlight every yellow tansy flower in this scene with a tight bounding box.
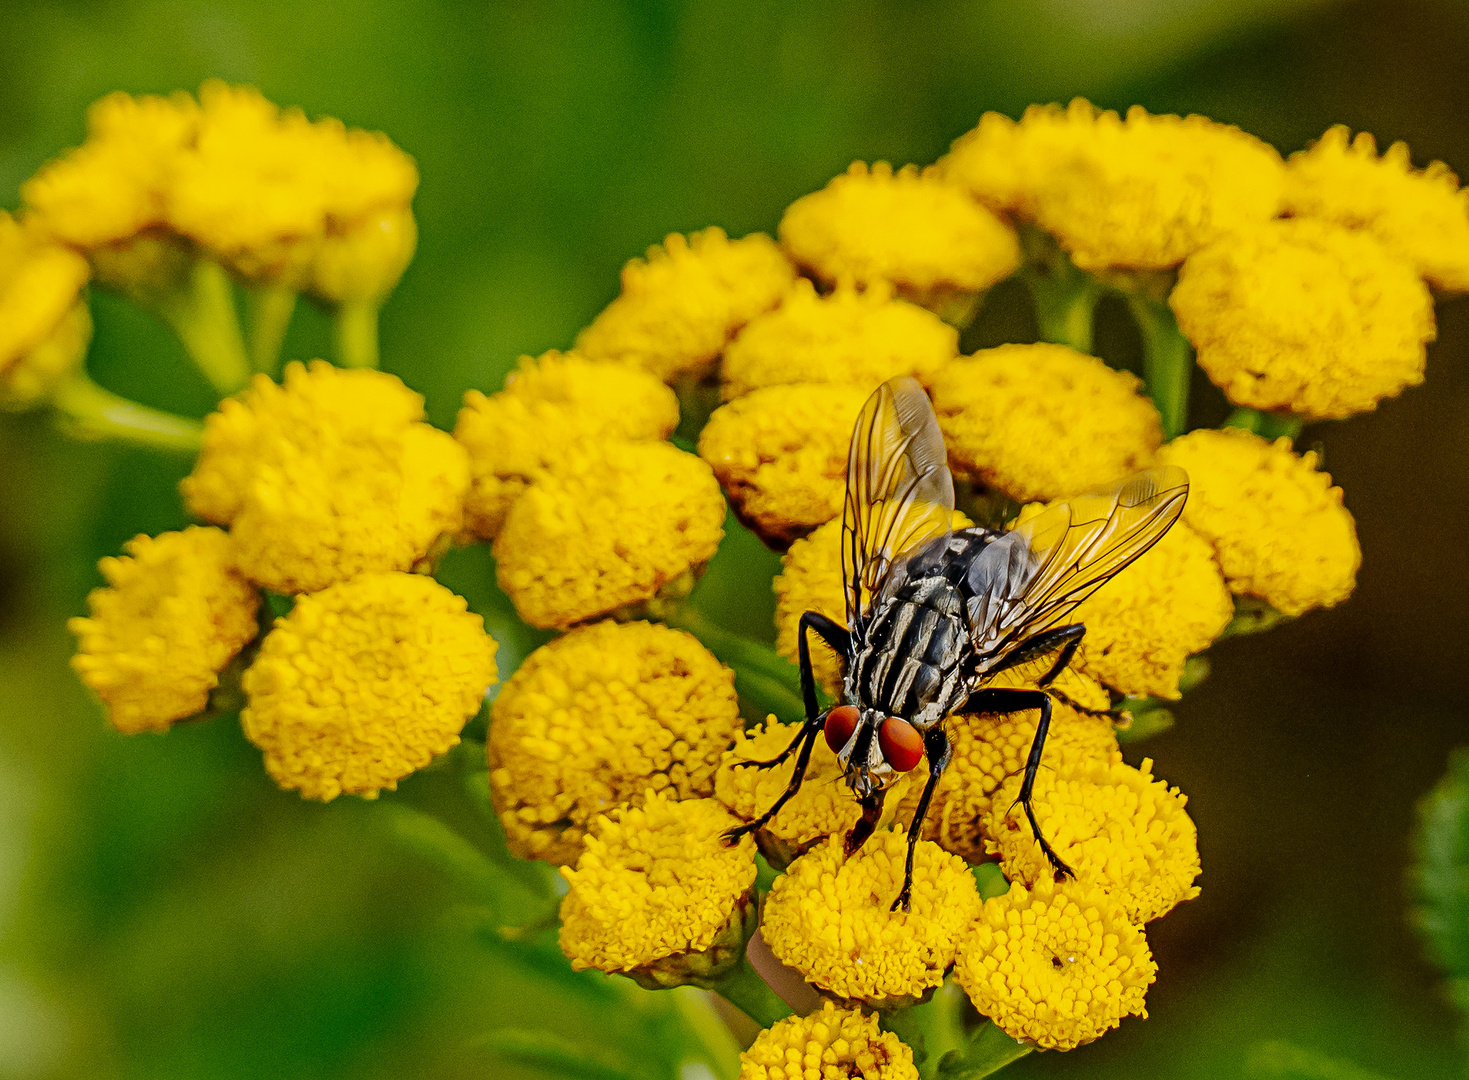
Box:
[1170,218,1434,419]
[761,831,981,1008]
[698,383,869,547]
[69,527,259,734]
[779,161,1020,311]
[558,792,756,987]
[715,716,914,868]
[1284,126,1469,293]
[241,571,495,801]
[488,621,741,864]
[575,228,795,382]
[987,757,1201,925]
[1158,429,1360,616]
[0,213,92,409]
[739,1000,919,1080]
[894,702,1121,864]
[956,875,1156,1051]
[181,360,467,594]
[938,102,1086,217]
[929,344,1163,502]
[494,440,725,629]
[1012,502,1232,699]
[719,280,957,400]
[453,350,679,539]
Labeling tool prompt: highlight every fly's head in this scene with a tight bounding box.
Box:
[823,704,926,798]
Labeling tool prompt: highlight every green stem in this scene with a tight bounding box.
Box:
[885,980,968,1080]
[246,282,298,376]
[1127,293,1192,439]
[671,987,744,1080]
[156,259,252,395]
[1223,407,1303,442]
[50,374,204,453]
[334,299,381,369]
[1028,269,1101,354]
[707,955,792,1028]
[663,606,809,724]
[936,1022,1032,1080]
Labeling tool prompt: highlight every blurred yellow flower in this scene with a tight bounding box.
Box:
[1284,126,1469,293]
[761,831,980,1008]
[488,620,741,864]
[930,344,1163,502]
[1171,218,1434,419]
[1158,429,1360,616]
[454,350,679,539]
[494,440,724,629]
[241,571,495,801]
[987,757,1201,924]
[720,280,956,400]
[182,361,468,594]
[956,875,1156,1050]
[739,1000,919,1080]
[69,526,259,734]
[0,213,92,409]
[558,791,756,986]
[575,227,795,382]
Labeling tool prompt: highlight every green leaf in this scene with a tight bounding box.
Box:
[1222,596,1292,638]
[379,803,518,914]
[1246,1039,1396,1080]
[1412,748,1469,991]
[477,1028,648,1080]
[1116,706,1175,743]
[971,862,1010,901]
[935,1021,1031,1080]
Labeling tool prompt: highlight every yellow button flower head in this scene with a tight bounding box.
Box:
[0,213,92,409]
[21,89,199,249]
[1158,428,1360,616]
[779,161,1020,310]
[1284,126,1469,293]
[1012,501,1232,699]
[69,527,259,734]
[719,280,957,400]
[495,440,725,629]
[575,228,796,382]
[181,360,467,594]
[956,875,1156,1051]
[241,571,495,801]
[453,350,679,539]
[930,344,1163,503]
[699,383,869,547]
[938,102,1087,217]
[715,716,915,867]
[489,621,741,864]
[1170,219,1434,420]
[895,702,1121,864]
[987,757,1201,925]
[558,791,756,987]
[739,1000,919,1080]
[762,831,981,1008]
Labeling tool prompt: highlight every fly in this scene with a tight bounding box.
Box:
[723,376,1188,911]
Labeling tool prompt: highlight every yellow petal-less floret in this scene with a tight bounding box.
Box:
[719,280,957,400]
[930,344,1163,503]
[558,792,756,983]
[938,102,1087,217]
[241,571,495,801]
[453,351,679,539]
[987,756,1201,925]
[182,361,468,594]
[495,440,725,629]
[699,383,869,547]
[1170,219,1435,420]
[955,875,1156,1050]
[0,213,92,409]
[575,228,796,382]
[739,1000,919,1080]
[1284,126,1469,293]
[779,162,1020,310]
[68,526,260,734]
[1158,428,1360,616]
[762,831,981,1008]
[488,620,742,864]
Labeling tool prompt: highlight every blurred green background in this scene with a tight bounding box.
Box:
[2,1,1468,1077]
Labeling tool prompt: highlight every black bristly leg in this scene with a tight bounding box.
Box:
[844,788,887,857]
[891,726,952,913]
[984,624,1085,685]
[959,686,1074,880]
[721,720,821,844]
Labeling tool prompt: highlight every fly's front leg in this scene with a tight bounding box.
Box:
[891,727,952,913]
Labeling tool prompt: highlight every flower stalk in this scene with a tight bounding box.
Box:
[50,373,204,452]
[246,281,297,375]
[155,258,252,395]
[1127,291,1193,438]
[704,954,792,1029]
[334,299,381,369]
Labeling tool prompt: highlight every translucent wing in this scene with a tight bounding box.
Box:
[965,466,1189,665]
[842,377,955,633]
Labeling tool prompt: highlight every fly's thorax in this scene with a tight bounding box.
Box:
[848,576,971,726]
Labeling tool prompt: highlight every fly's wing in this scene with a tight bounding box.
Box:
[842,377,955,634]
[965,466,1189,665]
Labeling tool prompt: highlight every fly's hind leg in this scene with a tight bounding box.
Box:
[891,727,952,912]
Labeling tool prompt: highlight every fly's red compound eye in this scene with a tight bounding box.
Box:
[824,705,860,754]
[879,717,924,772]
